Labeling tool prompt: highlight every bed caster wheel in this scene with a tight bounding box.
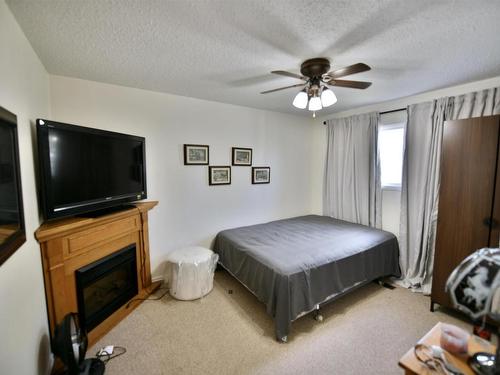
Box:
[278,336,288,343]
[313,307,323,322]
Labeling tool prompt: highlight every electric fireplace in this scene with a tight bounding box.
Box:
[36,201,158,347]
[75,244,138,331]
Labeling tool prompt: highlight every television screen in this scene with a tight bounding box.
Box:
[37,119,147,220]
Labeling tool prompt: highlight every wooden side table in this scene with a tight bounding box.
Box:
[398,322,496,374]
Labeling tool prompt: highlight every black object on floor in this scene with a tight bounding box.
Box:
[79,358,105,375]
[52,312,105,375]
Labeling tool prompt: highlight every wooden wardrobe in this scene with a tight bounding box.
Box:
[431,115,500,311]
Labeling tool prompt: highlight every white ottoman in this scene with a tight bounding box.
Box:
[166,246,218,301]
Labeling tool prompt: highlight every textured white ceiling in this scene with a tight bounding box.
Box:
[6,0,500,116]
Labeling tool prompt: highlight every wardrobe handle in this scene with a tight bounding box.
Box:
[484,218,499,228]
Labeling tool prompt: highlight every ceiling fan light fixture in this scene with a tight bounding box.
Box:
[263,58,371,116]
[321,87,337,107]
[292,89,308,109]
[308,96,322,111]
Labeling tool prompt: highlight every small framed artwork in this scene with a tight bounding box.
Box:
[252,167,270,184]
[232,147,252,166]
[184,144,209,165]
[209,166,231,185]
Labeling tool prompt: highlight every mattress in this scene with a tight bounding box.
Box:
[213,215,400,340]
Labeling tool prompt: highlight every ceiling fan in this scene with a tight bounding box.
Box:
[261,58,372,115]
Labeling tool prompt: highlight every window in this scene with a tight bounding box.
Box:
[378,122,405,189]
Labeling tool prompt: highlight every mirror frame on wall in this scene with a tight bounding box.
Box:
[0,106,26,266]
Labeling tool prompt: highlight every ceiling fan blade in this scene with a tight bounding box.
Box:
[260,83,305,94]
[328,80,372,89]
[271,70,306,81]
[325,63,371,80]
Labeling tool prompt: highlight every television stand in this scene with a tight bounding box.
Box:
[77,204,137,218]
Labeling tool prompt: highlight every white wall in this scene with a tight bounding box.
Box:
[309,122,325,215]
[0,1,52,374]
[49,75,314,279]
[381,190,401,236]
[311,75,500,236]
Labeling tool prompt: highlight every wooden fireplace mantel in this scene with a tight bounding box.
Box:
[36,201,159,346]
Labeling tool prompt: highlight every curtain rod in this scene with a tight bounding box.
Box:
[322,107,407,125]
[380,107,406,115]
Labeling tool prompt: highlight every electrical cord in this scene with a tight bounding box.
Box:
[126,287,169,308]
[95,346,127,365]
[93,287,168,368]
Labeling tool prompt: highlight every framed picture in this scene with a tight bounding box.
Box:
[0,106,26,267]
[252,167,270,184]
[232,147,252,166]
[184,144,209,165]
[209,166,231,185]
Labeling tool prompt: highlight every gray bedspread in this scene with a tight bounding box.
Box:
[213,215,400,340]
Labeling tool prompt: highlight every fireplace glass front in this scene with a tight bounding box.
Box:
[75,244,138,331]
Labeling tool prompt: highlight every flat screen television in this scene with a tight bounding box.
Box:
[37,119,147,220]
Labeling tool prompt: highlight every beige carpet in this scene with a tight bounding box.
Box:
[89,270,471,375]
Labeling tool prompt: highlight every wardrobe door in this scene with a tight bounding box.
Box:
[491,117,500,248]
[431,116,500,308]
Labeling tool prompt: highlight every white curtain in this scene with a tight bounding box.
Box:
[323,112,381,228]
[399,99,447,293]
[449,87,500,119]
[399,87,500,293]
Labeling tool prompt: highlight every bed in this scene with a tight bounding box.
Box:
[213,215,400,342]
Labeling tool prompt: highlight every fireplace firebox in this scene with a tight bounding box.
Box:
[75,244,138,331]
